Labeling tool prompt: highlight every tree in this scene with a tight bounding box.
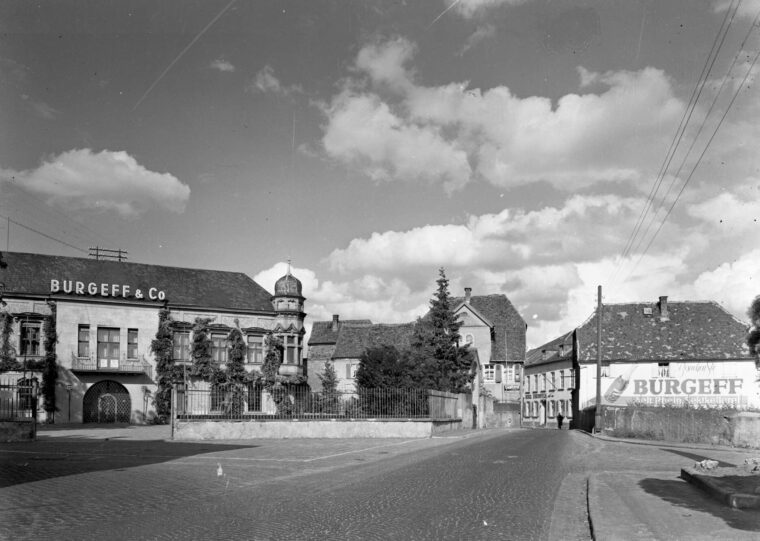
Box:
[318,360,339,394]
[316,360,340,414]
[748,295,760,368]
[408,268,473,393]
[355,346,413,389]
[261,334,291,415]
[0,310,19,372]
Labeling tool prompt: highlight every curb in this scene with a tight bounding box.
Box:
[578,430,760,455]
[680,467,760,509]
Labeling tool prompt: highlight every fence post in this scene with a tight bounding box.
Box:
[170,385,175,440]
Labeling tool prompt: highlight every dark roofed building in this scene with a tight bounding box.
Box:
[0,251,306,424]
[453,288,527,402]
[307,315,415,390]
[522,295,755,430]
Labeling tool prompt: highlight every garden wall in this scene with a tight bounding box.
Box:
[173,418,462,440]
[599,406,760,448]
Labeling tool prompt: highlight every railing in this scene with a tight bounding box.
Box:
[0,376,37,421]
[71,353,153,378]
[175,387,460,421]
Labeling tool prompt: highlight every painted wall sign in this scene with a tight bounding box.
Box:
[581,361,760,408]
[50,279,166,301]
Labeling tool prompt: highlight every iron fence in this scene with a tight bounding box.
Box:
[0,376,38,421]
[175,386,460,421]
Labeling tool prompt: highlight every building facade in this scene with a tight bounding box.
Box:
[523,296,757,429]
[307,288,527,398]
[307,315,414,390]
[0,252,305,423]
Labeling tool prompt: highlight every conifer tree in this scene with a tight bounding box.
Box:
[409,268,472,393]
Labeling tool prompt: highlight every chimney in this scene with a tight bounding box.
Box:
[332,314,339,332]
[658,296,669,321]
[465,287,472,304]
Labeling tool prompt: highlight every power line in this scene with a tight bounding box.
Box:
[0,212,89,255]
[609,0,741,284]
[624,33,760,281]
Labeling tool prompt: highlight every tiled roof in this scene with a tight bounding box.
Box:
[0,251,275,313]
[308,319,373,345]
[525,332,574,367]
[332,322,416,359]
[576,300,751,362]
[453,294,527,361]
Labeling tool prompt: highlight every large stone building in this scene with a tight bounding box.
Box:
[523,296,756,428]
[0,252,305,423]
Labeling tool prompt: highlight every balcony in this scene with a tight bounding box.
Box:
[71,353,153,378]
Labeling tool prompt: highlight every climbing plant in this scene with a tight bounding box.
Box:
[41,303,58,420]
[190,317,215,379]
[224,326,248,415]
[0,311,19,372]
[150,308,177,419]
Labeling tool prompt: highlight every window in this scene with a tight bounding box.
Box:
[246,335,264,363]
[550,371,556,389]
[346,363,359,379]
[20,322,41,356]
[127,329,138,359]
[548,400,555,417]
[504,364,515,383]
[657,363,670,377]
[568,369,575,389]
[558,370,564,390]
[78,325,90,357]
[173,331,190,362]
[283,335,302,364]
[211,334,228,363]
[525,375,531,393]
[539,374,545,391]
[483,364,495,382]
[601,363,610,378]
[97,327,120,369]
[533,375,538,391]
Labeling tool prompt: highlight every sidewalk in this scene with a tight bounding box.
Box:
[585,433,760,540]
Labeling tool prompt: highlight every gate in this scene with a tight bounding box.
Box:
[83,380,131,423]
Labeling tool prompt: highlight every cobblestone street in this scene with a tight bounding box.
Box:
[2,427,759,540]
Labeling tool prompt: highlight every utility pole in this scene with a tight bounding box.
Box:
[595,285,603,433]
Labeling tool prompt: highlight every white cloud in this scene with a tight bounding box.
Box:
[322,39,685,192]
[210,57,235,72]
[458,24,496,56]
[248,65,302,96]
[453,0,529,19]
[1,149,190,217]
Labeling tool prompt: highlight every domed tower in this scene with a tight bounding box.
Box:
[272,261,306,370]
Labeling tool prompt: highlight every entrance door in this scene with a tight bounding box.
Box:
[83,380,131,423]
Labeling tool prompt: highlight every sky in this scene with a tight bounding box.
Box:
[1,0,759,350]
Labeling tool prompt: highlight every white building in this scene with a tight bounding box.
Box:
[0,252,305,423]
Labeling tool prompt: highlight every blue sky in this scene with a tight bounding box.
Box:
[1,0,759,347]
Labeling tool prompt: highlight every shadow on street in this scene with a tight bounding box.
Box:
[659,448,736,468]
[638,477,760,532]
[0,439,255,488]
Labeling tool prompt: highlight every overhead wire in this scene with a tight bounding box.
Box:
[624,19,760,281]
[610,0,740,285]
[0,212,89,255]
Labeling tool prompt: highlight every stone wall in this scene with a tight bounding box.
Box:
[173,418,462,440]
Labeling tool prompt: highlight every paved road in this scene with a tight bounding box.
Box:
[2,429,590,540]
[3,428,758,540]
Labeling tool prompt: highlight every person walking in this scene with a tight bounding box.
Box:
[556,413,564,429]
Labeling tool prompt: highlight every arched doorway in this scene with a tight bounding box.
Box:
[83,380,131,423]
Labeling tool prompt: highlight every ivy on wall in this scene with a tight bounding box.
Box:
[41,303,58,419]
[190,317,216,380]
[150,308,179,420]
[0,311,19,372]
